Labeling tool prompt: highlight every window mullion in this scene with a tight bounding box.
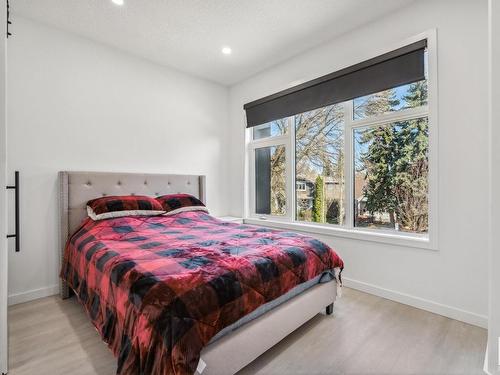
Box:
[289,116,296,223]
[350,105,429,129]
[248,134,289,148]
[344,101,354,230]
[248,146,256,217]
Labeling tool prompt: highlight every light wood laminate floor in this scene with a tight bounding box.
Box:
[8,288,486,375]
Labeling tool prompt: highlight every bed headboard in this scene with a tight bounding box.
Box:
[58,171,206,298]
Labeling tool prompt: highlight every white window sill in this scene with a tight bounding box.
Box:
[243,217,437,251]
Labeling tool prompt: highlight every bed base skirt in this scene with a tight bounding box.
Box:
[60,280,71,299]
[199,280,337,375]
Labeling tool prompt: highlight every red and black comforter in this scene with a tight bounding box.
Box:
[61,211,344,375]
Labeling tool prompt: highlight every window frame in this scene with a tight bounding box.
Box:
[245,30,438,250]
[248,123,294,220]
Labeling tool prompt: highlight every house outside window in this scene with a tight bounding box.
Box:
[296,181,307,191]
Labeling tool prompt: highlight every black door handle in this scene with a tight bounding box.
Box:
[6,171,20,252]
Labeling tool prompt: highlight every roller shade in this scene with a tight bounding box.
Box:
[244,39,427,128]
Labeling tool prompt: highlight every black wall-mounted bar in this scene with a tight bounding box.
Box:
[6,171,20,252]
[6,0,12,38]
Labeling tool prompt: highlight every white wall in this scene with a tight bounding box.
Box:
[229,0,489,326]
[6,17,230,303]
[488,0,500,371]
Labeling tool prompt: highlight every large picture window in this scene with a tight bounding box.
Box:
[245,37,435,245]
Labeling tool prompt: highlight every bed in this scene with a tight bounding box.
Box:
[59,171,343,375]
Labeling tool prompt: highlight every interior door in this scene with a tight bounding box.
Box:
[0,0,8,373]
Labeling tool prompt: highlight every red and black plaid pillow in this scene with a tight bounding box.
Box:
[87,195,165,220]
[155,194,208,215]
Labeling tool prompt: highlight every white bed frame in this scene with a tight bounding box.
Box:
[58,171,337,375]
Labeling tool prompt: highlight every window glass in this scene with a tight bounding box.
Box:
[295,104,345,225]
[354,117,429,233]
[255,145,286,216]
[253,119,288,140]
[353,80,428,120]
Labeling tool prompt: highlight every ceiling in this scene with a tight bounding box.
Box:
[12,0,415,86]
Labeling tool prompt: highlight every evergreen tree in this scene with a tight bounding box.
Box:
[362,89,400,117]
[360,83,429,232]
[359,89,400,225]
[402,80,427,109]
[393,81,429,232]
[361,125,398,224]
[312,175,324,223]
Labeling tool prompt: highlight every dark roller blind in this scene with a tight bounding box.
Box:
[244,39,427,128]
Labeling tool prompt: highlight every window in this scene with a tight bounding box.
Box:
[354,115,429,234]
[353,80,428,120]
[253,119,288,140]
[245,36,435,246]
[295,104,345,225]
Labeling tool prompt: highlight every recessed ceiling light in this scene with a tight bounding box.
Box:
[112,0,124,5]
[221,46,232,55]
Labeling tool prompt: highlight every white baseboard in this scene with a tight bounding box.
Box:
[7,279,488,329]
[484,344,491,375]
[343,277,488,329]
[8,285,59,306]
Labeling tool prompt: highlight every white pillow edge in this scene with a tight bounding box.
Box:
[87,205,165,221]
[162,206,209,217]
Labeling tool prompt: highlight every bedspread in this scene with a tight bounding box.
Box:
[60,211,343,375]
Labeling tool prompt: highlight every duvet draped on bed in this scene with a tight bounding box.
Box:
[60,211,344,375]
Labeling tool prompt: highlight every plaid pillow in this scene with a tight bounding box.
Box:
[87,195,165,221]
[156,194,208,216]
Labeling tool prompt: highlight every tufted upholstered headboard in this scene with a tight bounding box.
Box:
[58,171,206,298]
